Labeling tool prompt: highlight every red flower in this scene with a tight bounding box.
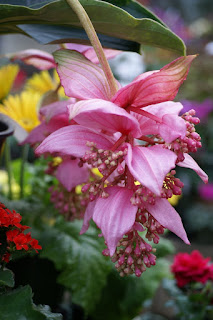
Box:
[2,252,11,263]
[171,250,212,287]
[6,229,20,242]
[30,239,42,253]
[1,202,42,264]
[0,204,22,228]
[13,232,32,251]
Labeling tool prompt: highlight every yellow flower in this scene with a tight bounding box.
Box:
[25,69,65,97]
[0,64,19,101]
[0,91,41,132]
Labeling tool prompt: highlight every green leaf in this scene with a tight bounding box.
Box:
[0,0,186,54]
[0,285,62,320]
[34,305,62,320]
[40,219,111,313]
[0,269,15,288]
[90,259,171,320]
[153,237,175,258]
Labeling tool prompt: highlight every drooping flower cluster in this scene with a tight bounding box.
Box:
[171,250,213,288]
[0,202,42,264]
[33,49,208,277]
[11,45,207,277]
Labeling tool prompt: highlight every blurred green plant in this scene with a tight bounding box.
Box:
[0,154,175,319]
[163,279,213,320]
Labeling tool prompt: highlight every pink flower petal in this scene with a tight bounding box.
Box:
[80,200,97,234]
[137,101,186,143]
[112,55,196,108]
[145,198,190,244]
[92,186,137,256]
[84,48,121,64]
[23,122,47,145]
[178,153,208,183]
[23,114,70,145]
[53,49,111,100]
[63,43,91,53]
[68,99,141,137]
[35,125,114,158]
[64,44,121,64]
[55,159,89,191]
[9,49,56,70]
[125,144,177,196]
[40,99,73,121]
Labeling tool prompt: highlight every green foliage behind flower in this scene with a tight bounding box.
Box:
[0,155,175,319]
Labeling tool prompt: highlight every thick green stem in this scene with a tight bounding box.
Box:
[66,0,118,97]
[20,144,29,199]
[4,140,12,200]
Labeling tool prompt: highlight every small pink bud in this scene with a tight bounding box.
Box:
[134,245,141,257]
[127,255,134,266]
[81,184,90,193]
[148,253,156,265]
[118,254,125,266]
[140,242,146,251]
[125,245,132,254]
[172,185,182,195]
[145,243,152,252]
[117,163,125,174]
[102,249,110,256]
[135,267,142,277]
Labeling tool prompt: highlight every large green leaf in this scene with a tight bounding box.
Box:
[0,269,14,288]
[0,0,186,54]
[0,285,62,320]
[40,218,111,313]
[90,259,171,320]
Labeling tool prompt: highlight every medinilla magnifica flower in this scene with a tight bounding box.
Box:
[36,52,208,277]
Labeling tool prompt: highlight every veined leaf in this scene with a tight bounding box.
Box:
[0,0,186,54]
[40,219,111,313]
[0,285,62,320]
[0,269,14,288]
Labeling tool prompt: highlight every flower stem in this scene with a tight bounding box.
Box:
[65,0,118,97]
[111,134,127,152]
[4,140,12,200]
[20,144,29,199]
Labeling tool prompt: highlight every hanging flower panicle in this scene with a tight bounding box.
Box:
[35,51,208,277]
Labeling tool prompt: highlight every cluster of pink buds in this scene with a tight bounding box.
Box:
[80,142,127,176]
[169,109,202,163]
[161,170,184,198]
[103,207,165,277]
[49,184,89,221]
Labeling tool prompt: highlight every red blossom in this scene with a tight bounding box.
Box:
[171,250,213,287]
[2,252,11,263]
[0,202,42,264]
[6,229,20,242]
[30,239,42,253]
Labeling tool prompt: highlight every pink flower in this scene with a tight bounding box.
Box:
[9,45,120,70]
[64,43,121,64]
[81,186,189,256]
[55,158,89,192]
[35,52,208,277]
[53,49,195,103]
[23,99,72,146]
